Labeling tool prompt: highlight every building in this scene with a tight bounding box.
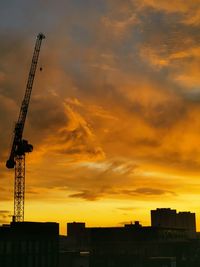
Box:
[0,221,59,267]
[151,208,196,233]
[59,208,199,267]
[59,220,200,267]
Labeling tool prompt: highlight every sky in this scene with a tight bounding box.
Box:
[1,0,200,234]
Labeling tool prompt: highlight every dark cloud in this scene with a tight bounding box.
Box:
[30,95,67,130]
[131,99,186,128]
[123,188,176,196]
[117,207,138,211]
[68,187,176,201]
[69,190,100,201]
[0,210,11,224]
[133,137,160,147]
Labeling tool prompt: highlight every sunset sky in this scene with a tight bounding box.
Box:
[1,0,200,234]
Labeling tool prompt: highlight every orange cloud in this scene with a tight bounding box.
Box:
[137,0,200,13]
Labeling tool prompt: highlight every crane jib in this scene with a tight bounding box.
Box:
[6,33,45,169]
[6,33,45,222]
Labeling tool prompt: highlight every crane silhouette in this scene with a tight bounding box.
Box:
[6,33,45,222]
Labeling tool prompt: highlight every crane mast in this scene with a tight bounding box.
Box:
[6,33,45,222]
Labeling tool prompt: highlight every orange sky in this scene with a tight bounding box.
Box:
[1,0,200,234]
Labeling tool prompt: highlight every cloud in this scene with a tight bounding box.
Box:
[102,13,139,38]
[37,103,105,162]
[0,96,18,160]
[0,210,11,224]
[69,187,176,201]
[123,187,176,196]
[137,0,200,15]
[117,207,138,211]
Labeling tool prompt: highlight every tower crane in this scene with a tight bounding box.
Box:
[6,33,45,222]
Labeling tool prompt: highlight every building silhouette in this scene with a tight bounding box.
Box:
[0,221,59,267]
[1,208,200,267]
[60,222,199,266]
[151,208,196,235]
[59,209,200,267]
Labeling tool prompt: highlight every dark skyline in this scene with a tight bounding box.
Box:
[1,1,200,234]
[0,207,198,266]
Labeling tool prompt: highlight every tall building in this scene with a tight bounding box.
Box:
[151,208,196,232]
[0,221,59,267]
